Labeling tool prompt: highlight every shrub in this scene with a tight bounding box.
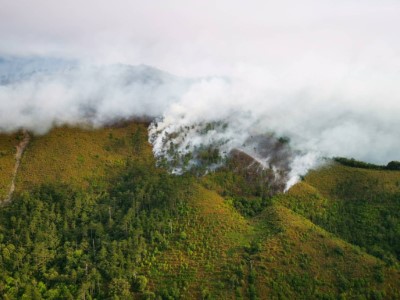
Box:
[201,287,210,299]
[386,161,400,170]
[143,291,156,300]
[334,157,383,170]
[133,275,148,293]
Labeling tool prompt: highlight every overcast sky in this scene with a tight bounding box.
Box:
[1,0,400,76]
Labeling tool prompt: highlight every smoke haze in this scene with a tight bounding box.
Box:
[1,0,400,189]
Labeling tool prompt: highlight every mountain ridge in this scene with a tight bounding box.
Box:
[0,121,399,299]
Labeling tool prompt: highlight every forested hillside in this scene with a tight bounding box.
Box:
[0,122,399,299]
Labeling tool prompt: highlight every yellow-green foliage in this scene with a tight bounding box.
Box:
[275,182,329,220]
[253,205,400,299]
[0,123,399,299]
[283,163,400,261]
[305,163,400,199]
[16,122,152,190]
[148,185,254,299]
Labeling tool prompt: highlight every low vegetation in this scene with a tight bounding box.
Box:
[334,157,400,171]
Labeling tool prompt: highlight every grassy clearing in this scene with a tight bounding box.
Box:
[16,122,152,191]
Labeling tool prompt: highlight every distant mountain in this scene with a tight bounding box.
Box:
[0,56,192,134]
[0,56,181,86]
[0,56,77,85]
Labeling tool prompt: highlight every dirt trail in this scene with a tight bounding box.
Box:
[2,130,30,204]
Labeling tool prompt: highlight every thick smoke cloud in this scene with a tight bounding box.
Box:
[0,59,187,133]
[1,0,400,189]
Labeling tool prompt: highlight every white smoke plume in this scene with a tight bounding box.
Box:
[1,0,400,190]
[0,58,188,133]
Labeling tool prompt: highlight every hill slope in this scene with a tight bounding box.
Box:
[0,122,399,299]
[277,164,400,265]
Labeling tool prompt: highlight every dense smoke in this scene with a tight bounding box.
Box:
[1,0,400,190]
[0,58,188,133]
[1,56,399,190]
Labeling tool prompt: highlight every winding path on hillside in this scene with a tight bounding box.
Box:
[2,130,30,204]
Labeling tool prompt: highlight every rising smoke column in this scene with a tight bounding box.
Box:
[147,76,324,191]
[1,56,400,191]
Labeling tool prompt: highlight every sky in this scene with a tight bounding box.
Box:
[1,0,400,186]
[1,0,400,76]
